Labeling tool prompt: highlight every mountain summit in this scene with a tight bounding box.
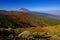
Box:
[19,8,30,12]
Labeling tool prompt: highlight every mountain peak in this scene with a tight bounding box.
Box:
[19,8,30,12]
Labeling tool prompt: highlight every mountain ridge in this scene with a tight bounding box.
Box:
[19,8,60,20]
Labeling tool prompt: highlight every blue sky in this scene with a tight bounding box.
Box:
[0,0,60,11]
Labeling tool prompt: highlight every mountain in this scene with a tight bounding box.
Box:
[30,11,60,19]
[18,8,60,25]
[19,8,60,19]
[0,9,60,28]
[0,10,47,28]
[19,8,30,12]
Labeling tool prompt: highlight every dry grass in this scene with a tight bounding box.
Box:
[14,25,60,36]
[43,25,60,36]
[24,27,45,32]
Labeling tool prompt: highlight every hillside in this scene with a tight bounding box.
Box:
[19,8,60,26]
[0,10,60,28]
[0,10,47,28]
[35,16,60,26]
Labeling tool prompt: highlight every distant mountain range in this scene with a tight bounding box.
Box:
[19,8,60,20]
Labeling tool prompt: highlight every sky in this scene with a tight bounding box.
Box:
[0,0,60,11]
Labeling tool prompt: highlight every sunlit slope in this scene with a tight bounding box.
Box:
[33,16,60,26]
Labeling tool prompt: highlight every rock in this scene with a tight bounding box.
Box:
[18,31,33,39]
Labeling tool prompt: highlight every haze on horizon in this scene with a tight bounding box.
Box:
[0,0,60,16]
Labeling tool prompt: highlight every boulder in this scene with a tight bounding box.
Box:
[18,31,33,39]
